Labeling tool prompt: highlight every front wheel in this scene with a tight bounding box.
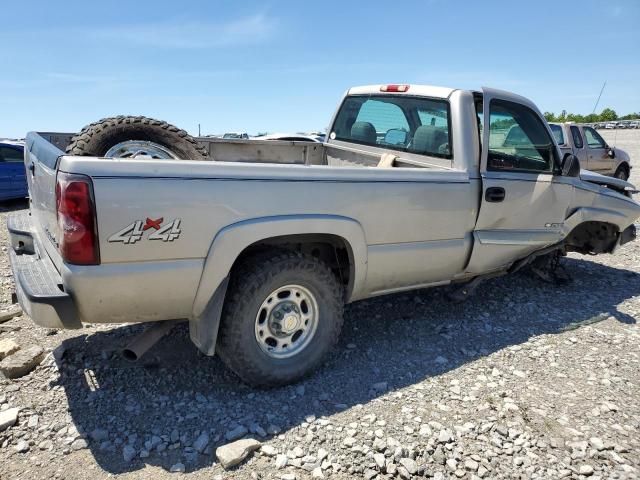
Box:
[216,251,344,387]
[614,165,629,181]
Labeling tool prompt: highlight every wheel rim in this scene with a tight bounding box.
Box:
[615,169,627,180]
[254,284,319,359]
[104,140,179,159]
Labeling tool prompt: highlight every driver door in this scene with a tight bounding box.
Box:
[582,126,610,173]
[465,88,573,274]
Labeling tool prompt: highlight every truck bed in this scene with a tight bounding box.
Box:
[37,132,456,170]
[21,131,477,326]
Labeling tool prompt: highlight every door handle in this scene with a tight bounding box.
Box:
[28,163,35,176]
[485,187,505,203]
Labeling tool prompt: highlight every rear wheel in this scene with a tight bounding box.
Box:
[614,164,629,181]
[217,250,344,387]
[66,116,209,160]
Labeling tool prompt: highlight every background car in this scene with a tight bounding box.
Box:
[0,141,27,201]
[221,132,249,139]
[251,133,324,142]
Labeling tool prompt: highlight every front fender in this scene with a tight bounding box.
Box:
[561,207,632,237]
[191,214,368,318]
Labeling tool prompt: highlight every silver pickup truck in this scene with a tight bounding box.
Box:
[8,84,640,387]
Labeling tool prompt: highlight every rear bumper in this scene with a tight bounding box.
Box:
[7,212,81,329]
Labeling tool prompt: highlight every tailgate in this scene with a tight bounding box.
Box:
[24,132,71,272]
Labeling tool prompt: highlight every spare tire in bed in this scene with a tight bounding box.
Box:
[65,115,210,160]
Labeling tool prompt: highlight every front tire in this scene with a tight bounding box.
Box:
[217,251,344,387]
[614,164,629,181]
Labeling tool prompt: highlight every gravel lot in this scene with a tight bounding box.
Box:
[1,131,640,480]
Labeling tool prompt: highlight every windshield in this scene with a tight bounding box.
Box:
[331,94,452,159]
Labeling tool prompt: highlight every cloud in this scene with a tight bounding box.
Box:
[89,13,277,49]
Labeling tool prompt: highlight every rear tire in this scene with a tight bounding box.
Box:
[66,116,209,160]
[614,164,629,181]
[217,250,344,387]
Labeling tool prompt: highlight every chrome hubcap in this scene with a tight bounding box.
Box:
[254,285,319,359]
[104,140,178,159]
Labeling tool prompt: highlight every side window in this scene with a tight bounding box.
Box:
[549,124,565,145]
[583,127,605,148]
[0,147,24,162]
[570,126,583,148]
[487,100,556,173]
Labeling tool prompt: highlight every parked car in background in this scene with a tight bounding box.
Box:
[252,133,324,142]
[0,141,28,200]
[616,122,627,129]
[549,122,632,180]
[629,121,640,129]
[605,122,616,129]
[222,132,249,139]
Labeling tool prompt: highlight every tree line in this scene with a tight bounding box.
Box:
[543,108,640,123]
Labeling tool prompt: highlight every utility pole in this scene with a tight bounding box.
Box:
[198,124,201,136]
[592,81,607,114]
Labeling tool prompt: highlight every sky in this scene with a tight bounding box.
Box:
[1,0,639,138]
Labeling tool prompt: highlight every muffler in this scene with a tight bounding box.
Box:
[122,320,181,361]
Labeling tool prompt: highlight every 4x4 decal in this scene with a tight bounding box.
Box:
[108,217,182,244]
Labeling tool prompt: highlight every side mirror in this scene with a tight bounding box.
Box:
[384,129,408,146]
[561,153,581,177]
[607,148,615,159]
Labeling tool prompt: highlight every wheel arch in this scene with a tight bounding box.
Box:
[192,214,368,319]
[561,206,631,254]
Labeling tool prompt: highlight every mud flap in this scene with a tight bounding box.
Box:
[189,276,229,356]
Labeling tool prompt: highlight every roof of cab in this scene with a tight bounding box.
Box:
[347,84,456,98]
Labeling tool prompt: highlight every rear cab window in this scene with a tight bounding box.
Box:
[331,95,452,160]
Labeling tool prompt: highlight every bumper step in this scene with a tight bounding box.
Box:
[7,213,81,329]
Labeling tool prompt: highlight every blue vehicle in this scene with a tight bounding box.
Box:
[0,142,27,201]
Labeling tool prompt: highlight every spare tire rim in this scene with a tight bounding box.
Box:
[104,140,179,160]
[254,284,319,359]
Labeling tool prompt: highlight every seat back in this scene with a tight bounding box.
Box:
[411,125,447,155]
[351,121,377,144]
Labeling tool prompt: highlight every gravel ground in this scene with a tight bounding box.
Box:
[1,132,640,480]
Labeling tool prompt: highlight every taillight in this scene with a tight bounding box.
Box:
[381,84,410,93]
[56,173,100,265]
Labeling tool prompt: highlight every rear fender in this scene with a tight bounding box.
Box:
[191,214,368,319]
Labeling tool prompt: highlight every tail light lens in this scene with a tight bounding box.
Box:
[56,173,100,265]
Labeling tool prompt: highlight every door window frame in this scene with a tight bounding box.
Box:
[485,99,559,175]
[583,126,607,149]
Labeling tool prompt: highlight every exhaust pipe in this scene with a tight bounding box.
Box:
[122,320,181,361]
